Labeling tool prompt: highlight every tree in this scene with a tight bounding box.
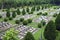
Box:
[24,32,35,40]
[4,18,8,22]
[22,9,26,14]
[9,17,13,20]
[20,18,24,22]
[27,19,32,23]
[15,20,20,24]
[55,13,60,31]
[16,9,20,15]
[0,15,2,18]
[26,7,29,12]
[12,11,16,18]
[3,28,19,40]
[23,20,28,25]
[6,10,10,18]
[38,23,42,28]
[44,20,56,40]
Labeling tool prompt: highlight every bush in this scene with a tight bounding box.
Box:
[41,20,46,26]
[38,23,42,28]
[20,18,24,22]
[4,18,8,22]
[53,13,57,17]
[28,19,32,23]
[24,32,35,40]
[0,15,2,18]
[36,6,40,11]
[22,9,26,15]
[55,13,60,31]
[9,17,13,20]
[42,12,48,16]
[44,20,56,40]
[31,6,35,11]
[26,7,29,12]
[12,11,16,18]
[15,20,20,24]
[29,11,33,14]
[6,10,10,17]
[16,9,21,15]
[23,20,28,25]
[37,12,42,15]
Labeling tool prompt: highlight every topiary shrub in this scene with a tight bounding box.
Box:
[53,13,57,17]
[26,7,29,12]
[38,23,42,28]
[4,18,8,22]
[55,13,60,31]
[6,10,10,18]
[27,19,32,23]
[15,20,20,24]
[12,11,16,18]
[23,20,28,25]
[37,12,42,15]
[20,18,24,22]
[29,11,33,14]
[16,8,21,15]
[9,17,13,20]
[22,9,26,15]
[42,12,48,16]
[0,15,2,18]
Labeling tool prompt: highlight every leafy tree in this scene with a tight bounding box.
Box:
[28,11,33,14]
[31,6,35,11]
[55,13,60,31]
[44,20,56,40]
[22,9,26,15]
[26,7,29,12]
[12,11,16,18]
[9,17,13,20]
[27,19,32,23]
[24,32,35,40]
[16,9,20,15]
[3,28,19,40]
[23,20,28,25]
[4,18,8,22]
[38,23,42,28]
[6,10,10,18]
[20,18,24,22]
[0,15,2,18]
[15,20,20,24]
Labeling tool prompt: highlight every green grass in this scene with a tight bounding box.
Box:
[34,27,45,40]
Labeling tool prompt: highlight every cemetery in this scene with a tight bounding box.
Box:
[0,0,60,40]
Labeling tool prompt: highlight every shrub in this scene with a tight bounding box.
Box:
[24,32,35,40]
[31,6,35,11]
[12,11,16,18]
[22,9,26,15]
[4,18,8,22]
[15,20,20,24]
[37,12,42,15]
[28,19,32,23]
[16,9,21,15]
[9,17,13,20]
[44,20,56,40]
[0,15,2,18]
[20,18,24,22]
[6,10,10,17]
[55,13,60,31]
[42,12,48,16]
[38,23,42,28]
[23,20,28,25]
[53,13,57,17]
[26,7,29,12]
[29,11,33,14]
